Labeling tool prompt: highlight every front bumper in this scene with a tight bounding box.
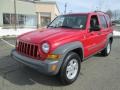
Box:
[11,49,60,75]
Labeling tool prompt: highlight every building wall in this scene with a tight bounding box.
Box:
[36,3,54,20]
[0,0,36,27]
[54,5,60,17]
[0,0,14,27]
[16,0,36,15]
[0,0,60,28]
[35,3,60,27]
[0,13,3,27]
[0,0,14,13]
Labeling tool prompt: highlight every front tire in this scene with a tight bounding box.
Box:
[59,52,81,85]
[101,40,112,56]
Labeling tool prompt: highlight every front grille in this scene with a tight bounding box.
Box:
[17,41,39,59]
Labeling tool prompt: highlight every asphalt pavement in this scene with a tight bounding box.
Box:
[0,38,120,90]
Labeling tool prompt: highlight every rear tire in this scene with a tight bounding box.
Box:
[59,52,81,85]
[101,40,112,56]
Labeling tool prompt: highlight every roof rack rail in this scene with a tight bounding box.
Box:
[94,11,106,14]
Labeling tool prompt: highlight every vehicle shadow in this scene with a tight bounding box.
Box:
[94,51,113,57]
[0,56,63,87]
[94,53,104,57]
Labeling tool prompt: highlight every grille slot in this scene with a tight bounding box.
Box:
[17,41,39,59]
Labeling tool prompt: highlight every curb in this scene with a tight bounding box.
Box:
[0,35,17,39]
[113,36,120,38]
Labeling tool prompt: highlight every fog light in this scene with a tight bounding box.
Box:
[51,65,57,71]
[47,54,61,60]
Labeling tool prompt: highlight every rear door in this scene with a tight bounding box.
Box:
[98,14,110,49]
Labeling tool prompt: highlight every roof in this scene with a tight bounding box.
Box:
[63,11,108,16]
[63,13,90,16]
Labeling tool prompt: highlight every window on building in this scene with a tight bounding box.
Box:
[3,13,11,24]
[40,12,51,27]
[3,13,37,27]
[25,15,37,26]
[18,15,25,25]
[11,14,16,25]
[99,15,108,28]
[41,16,51,27]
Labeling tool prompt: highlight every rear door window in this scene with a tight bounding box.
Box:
[105,15,112,27]
[99,15,108,29]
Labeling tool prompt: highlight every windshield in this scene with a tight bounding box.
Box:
[48,14,87,29]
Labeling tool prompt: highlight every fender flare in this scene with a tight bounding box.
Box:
[53,41,84,59]
[103,33,113,49]
[107,33,113,42]
[106,33,113,46]
[52,41,84,73]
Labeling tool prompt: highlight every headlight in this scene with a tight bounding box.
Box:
[41,43,50,53]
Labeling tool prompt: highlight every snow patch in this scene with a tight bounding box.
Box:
[0,27,120,37]
[0,28,36,37]
[113,31,120,36]
[116,24,120,27]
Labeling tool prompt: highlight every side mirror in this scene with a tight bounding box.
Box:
[90,25,101,32]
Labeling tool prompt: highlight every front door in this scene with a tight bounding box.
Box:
[84,15,103,57]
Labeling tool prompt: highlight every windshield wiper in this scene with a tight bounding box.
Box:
[48,25,73,29]
[48,26,57,28]
[58,25,73,28]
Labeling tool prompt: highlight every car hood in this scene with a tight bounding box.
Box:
[18,28,84,44]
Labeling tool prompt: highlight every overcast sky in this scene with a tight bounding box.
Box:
[56,0,120,14]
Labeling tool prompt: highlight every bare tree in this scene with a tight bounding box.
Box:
[64,3,67,14]
[112,10,120,20]
[106,10,113,18]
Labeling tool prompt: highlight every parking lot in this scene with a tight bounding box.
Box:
[0,37,120,90]
[114,26,120,31]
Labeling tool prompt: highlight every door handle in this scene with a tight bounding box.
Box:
[98,32,101,35]
[90,32,94,35]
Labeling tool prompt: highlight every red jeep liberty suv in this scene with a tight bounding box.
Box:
[11,11,113,85]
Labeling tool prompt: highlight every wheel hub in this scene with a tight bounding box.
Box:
[66,59,78,80]
[107,42,111,54]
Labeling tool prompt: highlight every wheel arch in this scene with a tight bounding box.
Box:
[52,41,84,74]
[109,37,113,43]
[53,41,84,61]
[107,33,113,45]
[71,48,84,62]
